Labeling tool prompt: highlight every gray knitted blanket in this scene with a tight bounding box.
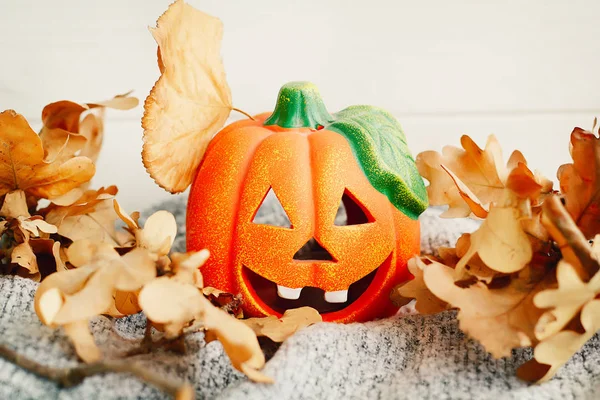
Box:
[0,198,599,399]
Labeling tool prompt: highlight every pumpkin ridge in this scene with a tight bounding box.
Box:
[227,130,275,290]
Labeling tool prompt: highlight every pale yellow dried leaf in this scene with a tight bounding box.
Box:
[38,287,64,326]
[53,197,120,245]
[242,307,322,342]
[50,188,85,206]
[114,248,156,292]
[415,150,470,218]
[136,210,177,256]
[142,0,232,193]
[66,240,120,267]
[416,135,507,218]
[41,93,138,132]
[78,113,104,164]
[63,319,101,363]
[457,202,532,274]
[525,300,600,382]
[171,250,209,286]
[0,190,30,218]
[35,266,97,325]
[11,241,38,274]
[18,216,58,236]
[113,199,138,231]
[534,252,600,341]
[39,127,87,163]
[424,262,551,358]
[392,257,449,314]
[52,263,121,325]
[52,241,68,271]
[201,299,272,383]
[440,164,489,218]
[0,110,95,199]
[88,92,139,110]
[139,277,205,334]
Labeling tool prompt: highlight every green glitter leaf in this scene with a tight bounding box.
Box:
[325,106,428,219]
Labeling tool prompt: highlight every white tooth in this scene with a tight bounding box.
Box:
[324,290,348,303]
[277,285,302,300]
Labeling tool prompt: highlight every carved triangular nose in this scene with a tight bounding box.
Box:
[293,237,335,261]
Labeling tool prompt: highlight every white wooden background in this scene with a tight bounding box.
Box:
[1,0,599,212]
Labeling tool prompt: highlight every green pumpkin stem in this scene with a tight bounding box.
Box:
[264,82,333,129]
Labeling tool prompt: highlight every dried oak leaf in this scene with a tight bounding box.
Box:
[424,261,553,358]
[391,257,449,314]
[114,200,177,256]
[142,0,232,193]
[44,186,120,245]
[0,110,95,199]
[534,253,600,341]
[0,190,60,279]
[34,240,156,362]
[242,307,322,343]
[416,135,552,218]
[558,127,600,238]
[40,92,138,164]
[518,300,600,382]
[456,194,532,274]
[139,275,272,383]
[170,250,208,288]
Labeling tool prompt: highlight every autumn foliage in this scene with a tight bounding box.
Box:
[392,123,600,382]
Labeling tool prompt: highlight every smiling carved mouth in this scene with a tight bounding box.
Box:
[242,265,379,314]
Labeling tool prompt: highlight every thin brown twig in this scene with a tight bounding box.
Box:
[124,320,187,358]
[543,195,599,277]
[0,343,193,399]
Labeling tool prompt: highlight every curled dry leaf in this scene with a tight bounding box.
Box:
[541,195,596,280]
[202,304,273,383]
[114,200,178,256]
[0,190,61,280]
[416,135,552,218]
[0,110,95,199]
[139,272,271,383]
[142,0,232,193]
[534,254,600,341]
[391,257,449,314]
[139,277,204,338]
[423,261,553,358]
[558,127,600,238]
[456,198,532,274]
[518,300,600,382]
[40,92,139,164]
[416,135,506,218]
[44,186,121,245]
[170,250,208,288]
[34,240,156,361]
[242,307,322,343]
[0,190,30,218]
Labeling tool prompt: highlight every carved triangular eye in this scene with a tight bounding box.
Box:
[293,237,335,261]
[252,187,292,228]
[334,190,373,226]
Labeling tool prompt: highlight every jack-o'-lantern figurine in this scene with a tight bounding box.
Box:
[187,82,427,323]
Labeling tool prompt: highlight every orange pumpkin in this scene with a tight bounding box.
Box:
[187,82,427,323]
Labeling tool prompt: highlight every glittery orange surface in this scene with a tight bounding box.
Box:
[187,113,420,323]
